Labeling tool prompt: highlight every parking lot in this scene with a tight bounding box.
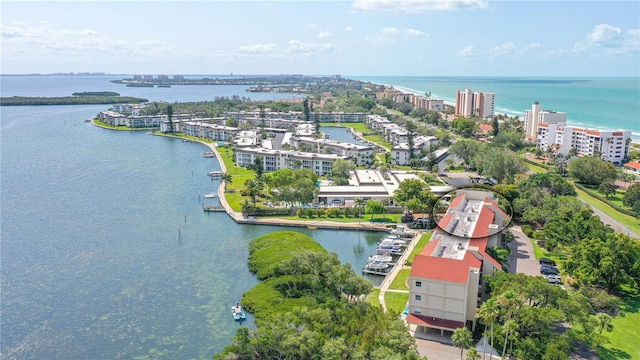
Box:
[508,225,541,277]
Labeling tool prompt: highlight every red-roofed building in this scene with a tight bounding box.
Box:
[624,160,640,175]
[408,189,508,336]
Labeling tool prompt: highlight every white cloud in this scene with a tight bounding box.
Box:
[574,23,640,55]
[491,42,515,56]
[459,45,477,57]
[318,30,332,39]
[345,26,353,32]
[406,28,427,37]
[237,43,278,54]
[366,27,427,45]
[287,40,337,56]
[352,0,489,13]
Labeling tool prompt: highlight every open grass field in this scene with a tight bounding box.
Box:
[389,269,410,291]
[597,288,640,360]
[366,288,381,307]
[575,187,640,236]
[406,231,432,265]
[384,292,409,314]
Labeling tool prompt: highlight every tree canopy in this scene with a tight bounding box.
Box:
[568,156,617,186]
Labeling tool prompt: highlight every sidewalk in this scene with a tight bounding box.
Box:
[378,230,423,312]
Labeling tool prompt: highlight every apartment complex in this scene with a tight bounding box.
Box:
[234,147,346,176]
[536,123,631,165]
[289,136,374,166]
[407,190,507,335]
[523,101,567,139]
[454,89,495,119]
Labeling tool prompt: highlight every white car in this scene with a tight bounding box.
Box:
[546,274,561,284]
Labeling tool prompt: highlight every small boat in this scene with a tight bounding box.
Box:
[307,225,317,230]
[231,302,246,322]
[204,193,217,198]
[368,254,393,263]
[204,152,215,158]
[364,259,390,270]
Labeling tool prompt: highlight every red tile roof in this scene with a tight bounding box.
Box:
[410,251,481,284]
[625,161,640,170]
[438,212,455,231]
[483,197,510,219]
[471,206,494,238]
[407,314,465,330]
[449,193,466,210]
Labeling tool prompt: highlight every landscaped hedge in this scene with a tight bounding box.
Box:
[522,157,551,170]
[521,224,536,238]
[254,208,295,216]
[574,183,637,218]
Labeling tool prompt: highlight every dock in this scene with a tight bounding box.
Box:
[203,205,226,212]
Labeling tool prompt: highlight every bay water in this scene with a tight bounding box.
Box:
[0,76,386,359]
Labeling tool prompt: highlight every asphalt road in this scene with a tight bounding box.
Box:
[578,198,639,239]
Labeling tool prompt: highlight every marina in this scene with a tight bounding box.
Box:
[362,226,414,276]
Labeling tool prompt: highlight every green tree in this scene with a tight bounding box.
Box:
[623,182,640,208]
[365,199,386,219]
[497,290,521,359]
[490,130,525,151]
[471,147,527,184]
[452,327,474,360]
[166,104,174,133]
[568,156,617,186]
[477,298,499,360]
[219,172,233,191]
[466,348,482,360]
[353,198,365,219]
[564,232,640,292]
[243,179,264,205]
[450,139,484,166]
[406,121,417,159]
[302,98,310,121]
[393,178,437,214]
[491,117,500,137]
[330,159,356,182]
[598,179,618,199]
[595,313,612,335]
[451,117,478,138]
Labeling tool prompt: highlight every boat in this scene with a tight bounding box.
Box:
[379,238,407,247]
[364,259,390,270]
[231,302,246,322]
[367,254,393,263]
[307,225,317,230]
[204,193,217,198]
[204,152,215,158]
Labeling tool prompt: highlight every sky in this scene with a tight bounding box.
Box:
[1,0,639,76]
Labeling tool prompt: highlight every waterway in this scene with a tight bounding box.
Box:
[0,77,388,359]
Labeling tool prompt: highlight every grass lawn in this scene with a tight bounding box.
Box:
[274,214,402,224]
[320,122,371,133]
[406,231,432,265]
[525,162,546,173]
[575,187,640,236]
[366,288,381,307]
[363,134,393,150]
[597,288,640,360]
[389,269,410,291]
[384,292,409,314]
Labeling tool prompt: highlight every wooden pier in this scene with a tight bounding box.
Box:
[203,205,226,212]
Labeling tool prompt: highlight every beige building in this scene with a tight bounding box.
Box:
[408,190,507,334]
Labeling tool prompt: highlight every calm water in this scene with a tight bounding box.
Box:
[349,76,640,140]
[0,77,386,359]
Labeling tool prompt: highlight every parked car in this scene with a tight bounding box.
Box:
[546,274,562,284]
[539,257,557,266]
[540,266,559,275]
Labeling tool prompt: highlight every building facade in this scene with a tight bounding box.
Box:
[455,90,495,119]
[407,190,507,335]
[523,101,567,140]
[536,123,631,165]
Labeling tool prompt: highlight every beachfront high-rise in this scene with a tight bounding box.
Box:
[454,89,495,119]
[523,101,567,139]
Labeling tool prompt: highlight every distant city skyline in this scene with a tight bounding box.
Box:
[1,1,639,76]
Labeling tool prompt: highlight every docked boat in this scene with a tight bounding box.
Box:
[367,254,393,263]
[379,238,407,247]
[231,302,246,322]
[364,259,390,270]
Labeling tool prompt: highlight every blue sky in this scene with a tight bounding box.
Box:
[1,1,639,76]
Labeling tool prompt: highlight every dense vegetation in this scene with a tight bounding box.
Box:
[1,95,148,106]
[215,231,424,360]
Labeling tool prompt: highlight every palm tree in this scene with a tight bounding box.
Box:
[452,327,474,360]
[167,104,174,133]
[497,290,521,359]
[220,172,233,192]
[477,298,499,360]
[354,198,365,220]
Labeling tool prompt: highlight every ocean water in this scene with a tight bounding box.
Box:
[349,76,640,140]
[0,76,386,359]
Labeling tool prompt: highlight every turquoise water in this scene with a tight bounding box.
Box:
[349,76,640,140]
[0,77,386,359]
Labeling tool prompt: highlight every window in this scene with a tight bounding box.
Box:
[415,281,422,287]
[415,295,422,301]
[414,309,422,315]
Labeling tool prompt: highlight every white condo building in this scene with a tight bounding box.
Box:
[536,124,631,165]
[455,90,495,119]
[524,101,567,139]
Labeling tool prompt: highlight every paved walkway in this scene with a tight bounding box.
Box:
[508,225,540,276]
[377,231,423,312]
